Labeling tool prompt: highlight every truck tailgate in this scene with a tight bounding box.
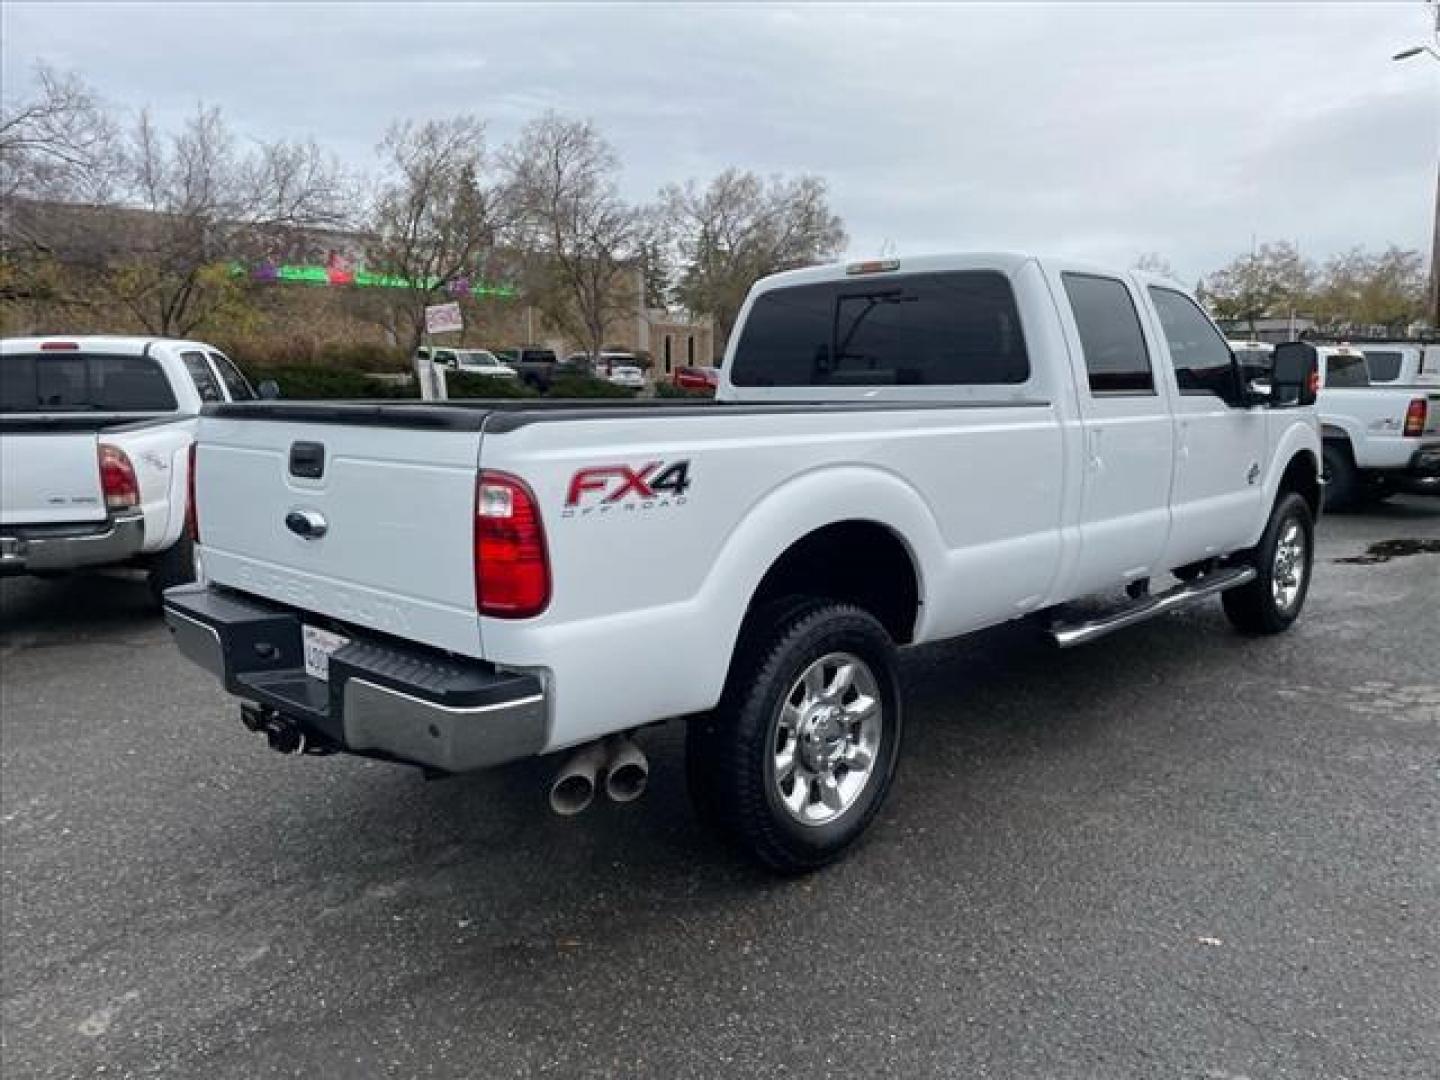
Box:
[196,415,485,656]
[0,430,105,525]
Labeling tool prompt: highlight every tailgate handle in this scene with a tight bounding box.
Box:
[289,441,325,479]
[285,509,328,540]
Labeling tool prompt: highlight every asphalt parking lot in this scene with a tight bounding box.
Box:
[2,500,1437,1080]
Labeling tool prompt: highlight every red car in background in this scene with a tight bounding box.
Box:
[673,365,720,393]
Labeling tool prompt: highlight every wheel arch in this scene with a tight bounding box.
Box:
[1276,447,1321,521]
[744,520,922,645]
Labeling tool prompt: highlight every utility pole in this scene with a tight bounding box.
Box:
[1392,0,1440,326]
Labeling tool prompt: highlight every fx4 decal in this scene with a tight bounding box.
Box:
[563,461,692,516]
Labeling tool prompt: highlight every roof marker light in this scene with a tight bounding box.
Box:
[845,259,900,275]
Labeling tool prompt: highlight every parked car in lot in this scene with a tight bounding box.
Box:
[607,365,646,390]
[673,365,720,392]
[0,336,255,602]
[417,347,517,379]
[501,346,561,389]
[1312,345,1440,507]
[165,253,1323,871]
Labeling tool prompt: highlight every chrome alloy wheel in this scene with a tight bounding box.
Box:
[771,652,883,826]
[1272,517,1307,613]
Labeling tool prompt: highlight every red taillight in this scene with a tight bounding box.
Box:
[98,444,139,511]
[40,340,79,351]
[185,442,199,541]
[474,470,550,618]
[1403,398,1427,438]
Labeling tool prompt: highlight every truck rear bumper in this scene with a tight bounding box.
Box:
[163,584,547,773]
[0,512,145,575]
[1395,444,1440,495]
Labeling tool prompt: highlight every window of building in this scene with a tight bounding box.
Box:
[730,270,1029,387]
[687,336,695,365]
[1148,287,1239,402]
[664,336,672,373]
[1062,273,1154,395]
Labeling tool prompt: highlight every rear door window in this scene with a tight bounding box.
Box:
[1062,273,1154,394]
[1148,287,1240,402]
[182,351,224,403]
[209,352,256,401]
[0,352,178,412]
[1362,350,1402,383]
[730,270,1029,386]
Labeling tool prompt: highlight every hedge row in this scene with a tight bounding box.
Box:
[241,365,415,399]
[224,340,411,373]
[239,366,640,401]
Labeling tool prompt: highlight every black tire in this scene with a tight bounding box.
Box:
[1322,442,1357,512]
[686,598,903,873]
[146,535,196,607]
[1222,491,1314,635]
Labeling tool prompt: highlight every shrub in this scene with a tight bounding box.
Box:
[241,365,416,400]
[447,372,539,399]
[316,341,411,373]
[655,382,712,399]
[545,375,635,399]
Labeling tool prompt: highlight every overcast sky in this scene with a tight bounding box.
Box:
[3,1,1437,284]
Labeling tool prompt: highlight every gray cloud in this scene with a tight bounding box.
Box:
[4,1,1436,283]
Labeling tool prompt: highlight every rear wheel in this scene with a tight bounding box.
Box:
[686,598,902,873]
[1322,442,1357,511]
[1223,491,1313,635]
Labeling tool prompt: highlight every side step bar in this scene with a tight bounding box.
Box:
[1050,565,1257,648]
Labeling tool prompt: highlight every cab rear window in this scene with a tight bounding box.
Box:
[1,352,179,413]
[730,271,1030,387]
[1325,354,1370,388]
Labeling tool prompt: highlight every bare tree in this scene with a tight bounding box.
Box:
[1133,252,1178,281]
[504,113,638,363]
[107,105,348,335]
[1310,245,1428,331]
[365,116,508,350]
[1202,241,1313,335]
[658,169,846,355]
[0,63,121,207]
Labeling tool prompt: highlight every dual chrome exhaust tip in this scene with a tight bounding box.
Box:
[548,735,649,815]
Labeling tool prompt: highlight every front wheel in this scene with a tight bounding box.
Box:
[686,599,902,873]
[1222,491,1314,635]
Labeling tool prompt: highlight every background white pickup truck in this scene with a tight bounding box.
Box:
[1,336,258,602]
[165,254,1323,871]
[1230,340,1440,509]
[1312,345,1440,508]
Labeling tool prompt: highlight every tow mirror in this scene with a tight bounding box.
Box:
[1269,342,1318,408]
[257,379,282,401]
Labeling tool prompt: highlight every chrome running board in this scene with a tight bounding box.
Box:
[1050,566,1257,648]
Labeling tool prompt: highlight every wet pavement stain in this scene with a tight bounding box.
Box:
[1334,538,1440,565]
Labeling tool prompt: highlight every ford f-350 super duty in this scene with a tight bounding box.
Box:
[165,254,1323,871]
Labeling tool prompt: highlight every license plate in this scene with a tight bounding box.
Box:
[302,625,350,681]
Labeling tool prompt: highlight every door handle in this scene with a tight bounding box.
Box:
[1086,428,1103,472]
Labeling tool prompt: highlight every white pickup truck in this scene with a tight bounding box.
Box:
[165,254,1323,871]
[1312,345,1440,507]
[1230,340,1440,508]
[1,336,259,602]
